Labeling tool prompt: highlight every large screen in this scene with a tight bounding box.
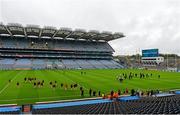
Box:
[142,49,159,57]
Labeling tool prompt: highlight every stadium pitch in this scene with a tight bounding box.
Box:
[0,69,179,105]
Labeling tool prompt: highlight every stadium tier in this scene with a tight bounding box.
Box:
[0,23,125,70]
[0,95,180,114]
[32,95,180,114]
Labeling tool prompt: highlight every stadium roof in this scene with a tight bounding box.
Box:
[0,23,125,41]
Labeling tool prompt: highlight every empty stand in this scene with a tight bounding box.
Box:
[0,36,124,70]
[0,95,179,114]
[31,95,180,114]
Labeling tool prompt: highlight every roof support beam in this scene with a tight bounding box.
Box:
[23,27,27,37]
[65,32,73,39]
[52,30,58,38]
[39,29,42,38]
[5,26,13,36]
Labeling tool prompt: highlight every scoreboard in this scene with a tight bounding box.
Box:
[141,49,164,66]
[142,49,159,57]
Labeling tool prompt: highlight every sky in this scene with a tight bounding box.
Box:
[0,0,180,55]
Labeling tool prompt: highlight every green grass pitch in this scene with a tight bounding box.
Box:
[0,69,179,105]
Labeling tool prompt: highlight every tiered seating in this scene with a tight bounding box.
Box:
[32,59,46,69]
[133,95,180,114]
[0,58,123,70]
[16,39,29,49]
[100,60,120,68]
[0,38,114,52]
[0,58,15,69]
[0,37,124,69]
[62,60,80,69]
[0,95,179,114]
[54,40,73,50]
[54,60,64,69]
[87,60,108,69]
[76,60,94,69]
[32,95,180,114]
[14,59,32,69]
[110,60,124,68]
[1,38,17,48]
[0,111,20,114]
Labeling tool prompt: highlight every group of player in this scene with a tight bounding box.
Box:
[11,77,81,91]
[117,72,161,83]
[61,83,78,90]
[24,77,37,82]
[24,77,45,88]
[80,71,87,75]
[8,77,43,88]
[49,81,79,90]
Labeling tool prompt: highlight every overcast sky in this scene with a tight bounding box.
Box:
[0,0,180,55]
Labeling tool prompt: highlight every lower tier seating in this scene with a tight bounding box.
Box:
[0,58,124,70]
[32,95,180,114]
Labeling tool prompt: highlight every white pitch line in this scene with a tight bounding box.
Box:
[0,71,22,95]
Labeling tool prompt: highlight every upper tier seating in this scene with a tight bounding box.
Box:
[0,38,114,52]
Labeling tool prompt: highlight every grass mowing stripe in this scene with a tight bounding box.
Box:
[0,71,17,89]
[40,70,63,97]
[0,69,180,105]
[54,70,88,90]
[0,71,22,95]
[67,70,119,92]
[44,70,89,97]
